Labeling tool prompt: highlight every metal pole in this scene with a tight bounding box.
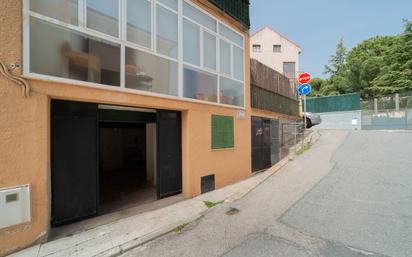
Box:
[304,94,307,131]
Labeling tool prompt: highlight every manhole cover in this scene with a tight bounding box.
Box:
[226,207,240,216]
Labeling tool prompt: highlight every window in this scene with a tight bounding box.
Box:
[127,0,151,48]
[30,0,78,25]
[183,66,217,103]
[273,45,281,53]
[212,115,234,149]
[252,44,261,53]
[220,77,244,107]
[220,40,231,75]
[125,47,178,96]
[158,0,177,10]
[283,62,296,79]
[233,46,244,81]
[203,32,217,70]
[183,2,217,32]
[156,5,178,58]
[87,0,119,38]
[30,17,121,87]
[26,0,245,108]
[219,23,243,46]
[183,19,200,65]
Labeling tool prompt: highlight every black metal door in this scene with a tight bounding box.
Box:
[51,100,98,226]
[157,110,182,199]
[251,116,263,172]
[251,116,272,172]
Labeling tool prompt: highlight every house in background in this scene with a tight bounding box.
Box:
[250,26,302,80]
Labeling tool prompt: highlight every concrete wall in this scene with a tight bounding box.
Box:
[0,0,251,255]
[250,27,301,75]
[314,110,362,130]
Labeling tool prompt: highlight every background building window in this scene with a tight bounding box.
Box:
[283,62,296,79]
[273,44,281,53]
[252,44,261,52]
[211,115,234,149]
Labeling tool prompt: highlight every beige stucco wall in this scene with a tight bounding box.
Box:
[0,0,251,255]
[250,27,301,75]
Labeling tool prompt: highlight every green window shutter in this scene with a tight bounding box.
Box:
[211,115,234,149]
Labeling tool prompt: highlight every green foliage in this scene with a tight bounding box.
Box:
[204,200,224,208]
[296,143,311,155]
[311,19,412,99]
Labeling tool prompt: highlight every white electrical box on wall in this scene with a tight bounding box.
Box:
[0,185,31,229]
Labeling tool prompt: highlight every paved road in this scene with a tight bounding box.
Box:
[122,130,412,257]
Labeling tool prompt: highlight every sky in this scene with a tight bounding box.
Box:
[250,0,412,78]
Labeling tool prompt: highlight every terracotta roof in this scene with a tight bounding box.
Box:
[251,26,302,50]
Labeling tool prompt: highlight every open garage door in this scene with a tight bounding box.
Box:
[51,100,99,226]
[157,110,182,199]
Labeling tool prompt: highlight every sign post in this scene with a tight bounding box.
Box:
[297,73,312,130]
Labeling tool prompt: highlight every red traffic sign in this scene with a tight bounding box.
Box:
[298,73,311,84]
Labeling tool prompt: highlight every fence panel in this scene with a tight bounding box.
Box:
[306,93,361,113]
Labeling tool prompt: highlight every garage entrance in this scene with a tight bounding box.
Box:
[51,100,182,227]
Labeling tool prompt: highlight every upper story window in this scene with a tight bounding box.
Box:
[25,0,245,108]
[283,62,296,79]
[273,44,281,53]
[252,44,261,53]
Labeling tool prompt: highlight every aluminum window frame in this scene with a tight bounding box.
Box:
[22,0,246,108]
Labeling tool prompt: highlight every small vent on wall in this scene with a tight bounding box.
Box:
[201,175,215,194]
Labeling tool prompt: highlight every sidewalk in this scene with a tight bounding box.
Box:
[11,132,319,257]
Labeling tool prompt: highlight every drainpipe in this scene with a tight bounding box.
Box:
[0,59,30,97]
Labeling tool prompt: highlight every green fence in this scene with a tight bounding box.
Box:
[305,93,361,113]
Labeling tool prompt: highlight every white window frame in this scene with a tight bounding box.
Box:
[22,0,246,109]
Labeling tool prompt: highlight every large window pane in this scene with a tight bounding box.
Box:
[30,17,120,86]
[203,32,216,70]
[220,77,244,107]
[183,19,200,65]
[219,23,243,46]
[125,47,178,96]
[183,66,217,103]
[220,40,231,75]
[87,0,119,37]
[127,0,151,48]
[30,0,78,25]
[183,2,216,32]
[233,46,244,81]
[157,5,178,58]
[158,0,177,11]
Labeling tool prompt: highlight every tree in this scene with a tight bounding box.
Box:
[324,38,347,77]
[370,19,412,96]
[308,78,325,97]
[345,35,396,98]
[321,20,412,99]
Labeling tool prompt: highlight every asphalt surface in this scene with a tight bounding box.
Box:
[121,130,412,257]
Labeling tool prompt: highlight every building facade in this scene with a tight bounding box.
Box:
[0,0,251,255]
[250,26,301,79]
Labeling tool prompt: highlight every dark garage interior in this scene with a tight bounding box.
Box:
[99,122,156,214]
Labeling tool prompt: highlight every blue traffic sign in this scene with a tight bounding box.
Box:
[298,83,312,95]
